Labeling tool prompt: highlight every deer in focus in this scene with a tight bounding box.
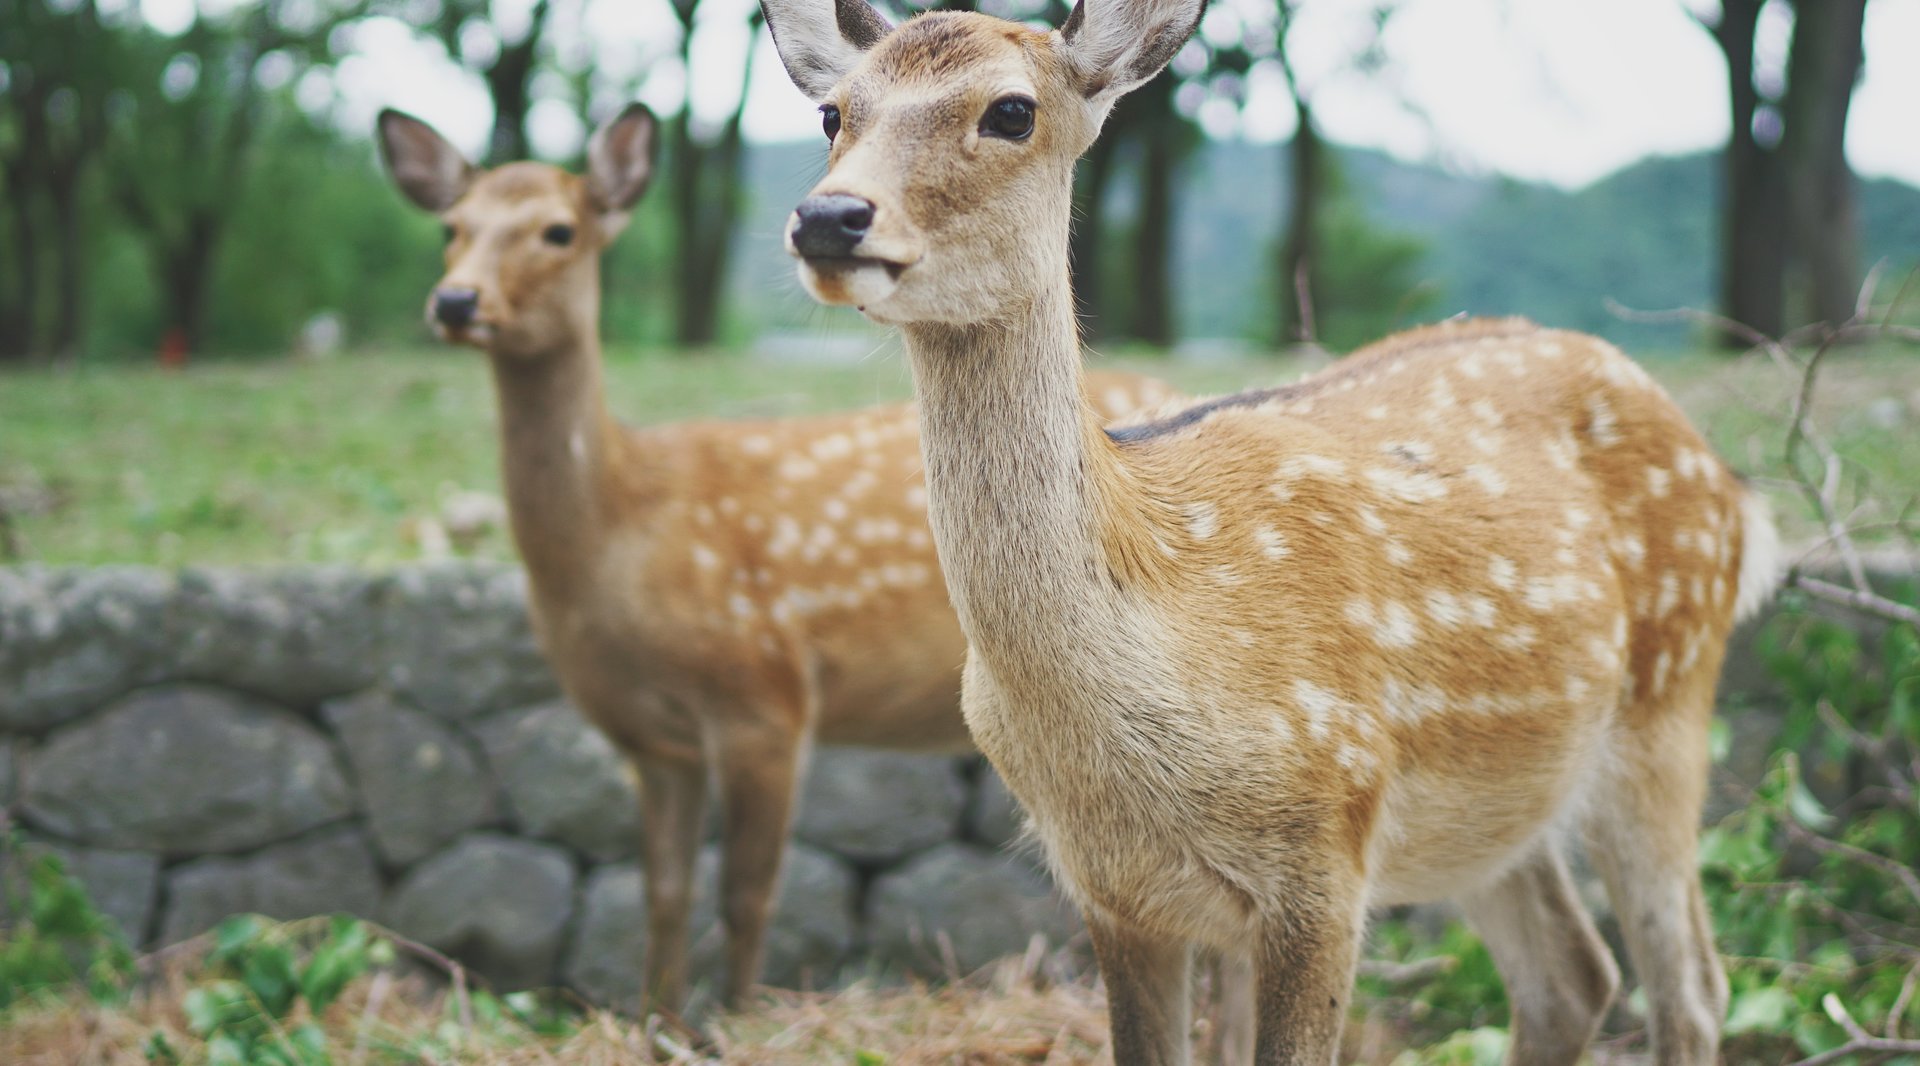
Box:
[375,105,1180,1013]
[760,1,1783,1062]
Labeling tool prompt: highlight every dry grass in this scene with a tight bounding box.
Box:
[0,947,1260,1066]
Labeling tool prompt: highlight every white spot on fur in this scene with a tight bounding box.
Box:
[729,593,755,619]
[1734,491,1781,622]
[1357,507,1389,535]
[692,545,721,571]
[1496,626,1538,651]
[906,486,928,510]
[740,434,773,456]
[1589,395,1620,445]
[1385,540,1414,567]
[823,498,849,521]
[1254,526,1290,560]
[1426,589,1464,627]
[1365,467,1447,503]
[1465,464,1508,495]
[1651,650,1672,694]
[1647,466,1672,498]
[1382,678,1449,724]
[1464,594,1498,627]
[780,457,819,480]
[1292,680,1346,740]
[1185,502,1219,540]
[1470,399,1503,426]
[1489,556,1518,590]
[569,431,586,463]
[1656,571,1681,618]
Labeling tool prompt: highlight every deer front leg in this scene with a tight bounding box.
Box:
[712,718,806,1006]
[1252,890,1364,1066]
[1088,912,1194,1066]
[637,753,707,1014]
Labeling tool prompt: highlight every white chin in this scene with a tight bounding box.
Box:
[798,260,902,312]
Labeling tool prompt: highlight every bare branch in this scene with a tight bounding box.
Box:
[1793,575,1920,630]
[1890,963,1920,1040]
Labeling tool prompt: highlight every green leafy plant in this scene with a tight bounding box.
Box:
[0,839,136,1009]
[175,914,395,1065]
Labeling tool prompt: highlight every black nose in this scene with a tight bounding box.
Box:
[791,195,875,259]
[433,288,479,328]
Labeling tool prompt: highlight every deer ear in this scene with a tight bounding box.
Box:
[377,109,475,213]
[586,103,657,235]
[762,0,891,100]
[1057,0,1206,107]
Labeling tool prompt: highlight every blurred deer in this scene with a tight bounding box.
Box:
[761,1,1782,1062]
[375,105,1178,1013]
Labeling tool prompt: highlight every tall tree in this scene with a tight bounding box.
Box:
[1698,0,1870,342]
[1781,0,1866,328]
[423,0,558,165]
[662,3,762,348]
[1702,0,1787,342]
[0,0,116,363]
[106,0,363,355]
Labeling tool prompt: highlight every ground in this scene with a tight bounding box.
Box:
[2,341,1916,567]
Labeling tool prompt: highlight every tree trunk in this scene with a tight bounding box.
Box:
[1070,132,1118,342]
[1278,97,1322,344]
[161,215,218,356]
[1782,0,1867,328]
[1710,0,1787,345]
[1131,113,1176,347]
[0,167,40,362]
[49,165,86,362]
[484,0,549,164]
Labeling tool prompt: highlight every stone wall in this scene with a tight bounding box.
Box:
[0,564,1075,1004]
[0,561,1897,1003]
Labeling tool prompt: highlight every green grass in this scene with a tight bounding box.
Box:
[2,343,1916,567]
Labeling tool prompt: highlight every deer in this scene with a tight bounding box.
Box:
[760,1,1784,1062]
[374,105,1181,1013]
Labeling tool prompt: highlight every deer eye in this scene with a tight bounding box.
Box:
[442,223,457,243]
[820,104,842,143]
[543,223,575,247]
[981,96,1035,140]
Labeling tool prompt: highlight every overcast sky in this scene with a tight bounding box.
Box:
[147,0,1920,189]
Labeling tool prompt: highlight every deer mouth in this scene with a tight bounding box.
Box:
[795,254,918,310]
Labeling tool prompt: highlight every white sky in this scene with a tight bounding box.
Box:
[143,0,1920,189]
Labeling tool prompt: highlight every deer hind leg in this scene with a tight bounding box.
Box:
[1458,845,1620,1066]
[1583,687,1726,1066]
[637,753,708,1014]
[711,717,807,1007]
[1207,950,1255,1066]
[1088,912,1195,1066]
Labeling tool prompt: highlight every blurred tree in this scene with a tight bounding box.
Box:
[1696,0,1870,344]
[0,0,117,363]
[662,2,762,348]
[104,0,368,356]
[1780,0,1866,329]
[420,0,560,164]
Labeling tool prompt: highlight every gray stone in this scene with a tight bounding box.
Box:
[20,685,353,854]
[967,767,1026,849]
[0,566,178,732]
[168,567,387,710]
[383,833,576,991]
[0,837,161,947]
[563,843,856,1008]
[476,702,639,861]
[158,827,383,944]
[376,565,559,719]
[324,690,497,865]
[868,843,1082,977]
[794,750,966,864]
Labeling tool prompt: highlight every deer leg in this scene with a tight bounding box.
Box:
[1584,706,1726,1066]
[712,719,806,1007]
[1088,912,1194,1066]
[1458,845,1620,1066]
[1251,890,1363,1066]
[637,753,707,1014]
[1208,950,1256,1066]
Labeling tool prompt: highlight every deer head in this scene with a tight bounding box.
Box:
[376,105,657,357]
[763,0,1205,325]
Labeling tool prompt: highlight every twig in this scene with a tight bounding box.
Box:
[1784,995,1920,1065]
[1792,575,1920,630]
[1356,955,1458,984]
[1889,962,1919,1040]
[348,968,392,1066]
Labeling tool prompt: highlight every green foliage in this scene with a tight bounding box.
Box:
[172,914,398,1065]
[0,839,136,1009]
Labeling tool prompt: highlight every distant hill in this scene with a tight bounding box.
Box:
[730,138,1920,350]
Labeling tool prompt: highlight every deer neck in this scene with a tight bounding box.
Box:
[901,273,1164,682]
[485,312,642,600]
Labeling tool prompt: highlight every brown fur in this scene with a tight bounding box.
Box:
[377,107,1179,1011]
[762,5,1778,1063]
